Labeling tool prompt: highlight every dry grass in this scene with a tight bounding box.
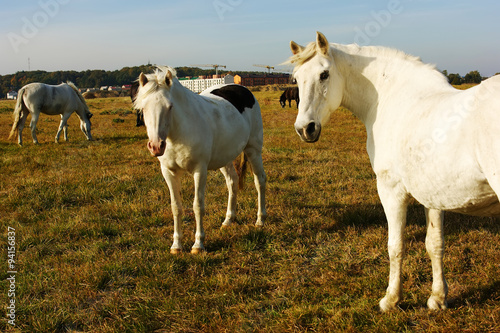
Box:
[0,90,499,332]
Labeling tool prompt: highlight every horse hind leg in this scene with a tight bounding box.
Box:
[30,112,40,144]
[425,208,448,310]
[220,162,239,228]
[16,109,29,146]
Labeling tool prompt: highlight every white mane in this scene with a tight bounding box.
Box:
[287,42,449,87]
[336,43,449,86]
[66,81,91,115]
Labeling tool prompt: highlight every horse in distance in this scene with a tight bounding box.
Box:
[130,81,145,126]
[279,86,299,108]
[9,82,93,145]
[287,31,500,311]
[133,66,266,254]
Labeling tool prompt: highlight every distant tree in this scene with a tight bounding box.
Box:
[447,73,463,85]
[464,70,482,84]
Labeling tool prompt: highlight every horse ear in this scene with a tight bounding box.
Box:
[164,70,173,87]
[290,41,304,55]
[316,31,330,56]
[139,72,148,87]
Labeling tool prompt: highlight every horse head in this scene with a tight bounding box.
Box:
[279,92,286,108]
[134,67,175,157]
[288,32,344,143]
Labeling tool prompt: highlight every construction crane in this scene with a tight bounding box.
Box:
[254,64,275,73]
[190,64,226,75]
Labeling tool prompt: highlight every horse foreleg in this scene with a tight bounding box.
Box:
[244,149,267,227]
[162,166,184,254]
[425,208,448,309]
[220,162,238,228]
[30,112,40,144]
[80,119,93,141]
[191,168,207,254]
[56,113,71,143]
[378,179,409,312]
[63,125,68,141]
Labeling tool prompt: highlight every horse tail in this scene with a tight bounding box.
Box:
[233,152,249,190]
[8,87,26,140]
[67,81,92,118]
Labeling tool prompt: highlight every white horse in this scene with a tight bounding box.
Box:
[133,66,266,254]
[9,82,93,145]
[287,32,500,311]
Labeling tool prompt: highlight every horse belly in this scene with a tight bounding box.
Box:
[450,196,500,216]
[405,165,500,216]
[208,127,250,170]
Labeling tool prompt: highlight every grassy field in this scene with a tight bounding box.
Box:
[0,88,499,332]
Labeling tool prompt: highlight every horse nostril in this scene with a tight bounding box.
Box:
[305,122,316,136]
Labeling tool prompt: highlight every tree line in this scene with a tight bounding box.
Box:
[442,70,489,85]
[0,65,237,98]
[0,65,494,98]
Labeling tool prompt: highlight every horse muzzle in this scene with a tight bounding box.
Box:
[147,140,166,157]
[295,121,321,143]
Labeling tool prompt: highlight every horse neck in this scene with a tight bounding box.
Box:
[333,44,450,125]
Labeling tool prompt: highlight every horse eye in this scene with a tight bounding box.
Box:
[320,70,329,81]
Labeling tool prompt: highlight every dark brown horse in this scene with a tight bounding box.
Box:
[280,87,299,108]
[130,81,144,126]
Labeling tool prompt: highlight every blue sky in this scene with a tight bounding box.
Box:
[1,0,499,77]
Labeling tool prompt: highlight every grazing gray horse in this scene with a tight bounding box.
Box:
[9,82,93,145]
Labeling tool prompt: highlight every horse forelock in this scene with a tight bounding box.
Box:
[285,42,325,71]
[156,66,177,79]
[134,66,178,110]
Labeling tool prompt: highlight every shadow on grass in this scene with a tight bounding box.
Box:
[298,201,500,237]
[449,280,500,308]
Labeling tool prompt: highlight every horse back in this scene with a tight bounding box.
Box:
[203,84,257,114]
[23,83,78,115]
[195,84,262,169]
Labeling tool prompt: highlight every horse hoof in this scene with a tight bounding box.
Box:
[221,219,234,229]
[427,296,448,310]
[170,248,182,255]
[191,248,205,254]
[379,297,399,312]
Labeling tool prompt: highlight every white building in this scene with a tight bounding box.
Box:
[7,91,18,100]
[179,74,234,93]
